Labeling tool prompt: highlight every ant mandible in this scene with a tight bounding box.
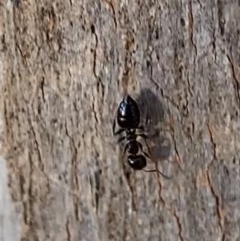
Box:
[113,94,166,176]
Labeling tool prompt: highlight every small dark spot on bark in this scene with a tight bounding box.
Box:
[179,39,185,48]
[155,29,159,39]
[52,118,58,123]
[146,59,151,69]
[179,65,183,73]
[232,157,236,164]
[219,21,225,35]
[217,0,225,36]
[37,105,41,115]
[91,24,95,34]
[11,0,20,7]
[180,18,185,27]
[1,35,7,51]
[223,166,229,176]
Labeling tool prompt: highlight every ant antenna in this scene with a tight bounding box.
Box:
[143,169,172,179]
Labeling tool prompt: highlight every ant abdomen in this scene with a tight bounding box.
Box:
[117,117,137,129]
[128,155,147,170]
[117,96,140,129]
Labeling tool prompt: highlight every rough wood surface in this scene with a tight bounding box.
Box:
[1,1,240,241]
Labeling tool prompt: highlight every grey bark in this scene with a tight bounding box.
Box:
[1,0,240,241]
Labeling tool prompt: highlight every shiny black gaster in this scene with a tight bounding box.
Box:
[117,95,140,129]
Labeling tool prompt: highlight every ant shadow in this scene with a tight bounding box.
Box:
[135,88,172,164]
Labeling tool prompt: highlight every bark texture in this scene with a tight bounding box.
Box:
[1,0,240,241]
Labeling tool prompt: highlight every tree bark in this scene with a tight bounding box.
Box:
[1,1,240,241]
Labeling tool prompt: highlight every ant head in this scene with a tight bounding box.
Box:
[123,95,132,103]
[128,155,147,170]
[123,95,137,107]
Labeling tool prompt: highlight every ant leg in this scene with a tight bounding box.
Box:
[137,113,150,131]
[143,169,172,179]
[115,129,125,136]
[118,136,126,143]
[137,142,150,159]
[137,133,149,139]
[122,144,128,158]
[137,133,151,156]
[112,118,117,135]
[112,119,125,136]
[145,113,150,127]
[137,125,144,131]
[112,118,123,135]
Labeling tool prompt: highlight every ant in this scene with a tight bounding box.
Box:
[113,95,168,177]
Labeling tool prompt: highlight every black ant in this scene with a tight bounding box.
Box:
[113,95,168,177]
